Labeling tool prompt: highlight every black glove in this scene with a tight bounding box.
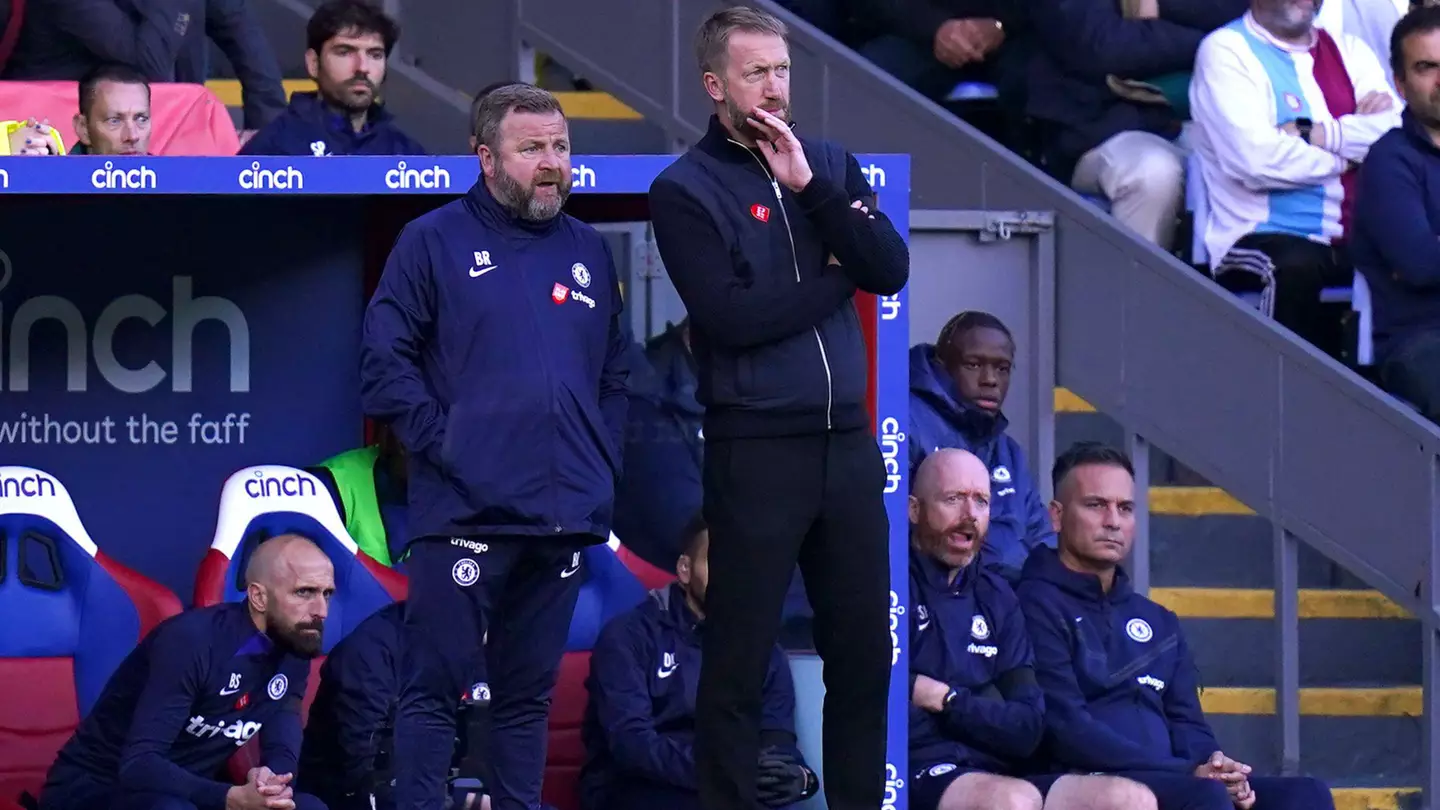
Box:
[756,746,818,807]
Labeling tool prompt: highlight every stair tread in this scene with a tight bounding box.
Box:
[1332,787,1419,810]
[1201,686,1421,716]
[1152,587,1409,619]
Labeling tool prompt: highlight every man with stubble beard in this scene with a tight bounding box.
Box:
[360,82,629,810]
[38,534,333,810]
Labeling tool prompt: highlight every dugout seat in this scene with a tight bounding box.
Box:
[0,81,241,155]
[0,466,182,802]
[566,543,647,652]
[609,533,675,591]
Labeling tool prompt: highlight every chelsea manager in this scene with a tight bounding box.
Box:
[647,7,910,810]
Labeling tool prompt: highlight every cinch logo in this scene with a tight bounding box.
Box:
[238,161,303,190]
[882,762,905,810]
[571,164,596,188]
[244,471,318,499]
[0,473,57,498]
[0,257,251,394]
[186,715,262,746]
[879,417,906,494]
[386,161,451,190]
[91,161,156,190]
[888,590,905,667]
[0,168,9,190]
[880,293,902,321]
[861,164,887,189]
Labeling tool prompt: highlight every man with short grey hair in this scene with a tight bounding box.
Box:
[649,7,910,810]
[361,80,630,810]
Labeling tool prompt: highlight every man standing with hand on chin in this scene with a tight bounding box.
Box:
[648,7,909,810]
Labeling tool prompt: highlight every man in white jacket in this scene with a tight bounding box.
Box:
[1190,0,1401,357]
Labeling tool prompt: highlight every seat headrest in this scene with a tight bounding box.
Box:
[208,465,356,560]
[0,466,97,555]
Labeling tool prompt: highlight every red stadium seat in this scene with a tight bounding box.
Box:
[0,466,182,803]
[542,652,592,810]
[610,535,675,591]
[0,81,241,155]
[191,465,406,784]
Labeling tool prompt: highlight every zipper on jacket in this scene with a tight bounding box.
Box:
[732,139,835,429]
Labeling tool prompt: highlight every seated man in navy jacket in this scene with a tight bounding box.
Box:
[1353,5,1440,425]
[39,535,333,810]
[241,0,425,156]
[580,514,818,810]
[908,448,1155,810]
[299,601,490,810]
[1018,442,1335,810]
[909,311,1055,583]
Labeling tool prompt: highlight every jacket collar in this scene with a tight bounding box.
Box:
[1021,545,1133,605]
[652,582,702,636]
[288,91,397,133]
[462,177,563,237]
[909,344,1010,442]
[1401,108,1440,157]
[910,545,978,595]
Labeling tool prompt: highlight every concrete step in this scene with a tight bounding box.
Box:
[1209,712,1420,786]
[1332,788,1420,810]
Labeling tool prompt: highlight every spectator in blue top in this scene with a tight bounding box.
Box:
[1018,442,1335,810]
[242,0,425,157]
[909,311,1054,583]
[581,514,818,810]
[1353,5,1440,424]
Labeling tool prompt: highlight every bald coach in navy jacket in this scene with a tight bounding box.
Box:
[581,516,817,810]
[39,536,332,810]
[360,83,628,810]
[1018,442,1334,810]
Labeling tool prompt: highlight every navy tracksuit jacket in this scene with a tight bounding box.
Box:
[908,344,1056,581]
[580,584,808,810]
[241,92,426,157]
[1016,548,1336,810]
[908,551,1044,777]
[40,604,317,810]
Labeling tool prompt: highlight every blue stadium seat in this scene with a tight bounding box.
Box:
[0,466,181,802]
[193,465,405,651]
[566,543,646,652]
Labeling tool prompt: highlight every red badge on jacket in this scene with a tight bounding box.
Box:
[751,204,770,222]
[552,282,570,304]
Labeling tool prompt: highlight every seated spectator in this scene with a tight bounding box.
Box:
[1017,442,1335,810]
[71,62,152,155]
[299,601,489,810]
[909,311,1055,584]
[1191,0,1401,358]
[1,118,64,154]
[4,0,284,134]
[613,320,703,571]
[1028,0,1247,249]
[858,0,1025,108]
[580,515,819,810]
[242,0,425,156]
[1314,0,1406,87]
[38,535,332,810]
[307,422,408,568]
[907,448,1156,810]
[1353,5,1440,423]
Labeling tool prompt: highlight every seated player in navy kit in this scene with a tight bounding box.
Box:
[908,449,1156,810]
[38,534,333,810]
[580,515,818,810]
[1018,443,1336,810]
[299,601,491,810]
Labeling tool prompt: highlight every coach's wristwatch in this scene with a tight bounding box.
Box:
[1294,117,1314,144]
[943,688,960,709]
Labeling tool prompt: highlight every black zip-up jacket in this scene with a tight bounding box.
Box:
[648,115,909,439]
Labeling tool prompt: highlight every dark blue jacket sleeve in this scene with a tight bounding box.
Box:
[236,119,282,155]
[1011,444,1057,553]
[588,620,695,788]
[599,240,630,480]
[46,0,190,79]
[649,176,859,350]
[118,621,233,810]
[260,694,304,776]
[1020,592,1196,773]
[794,152,909,296]
[398,130,429,156]
[938,591,1044,759]
[360,224,449,467]
[1030,0,1211,82]
[1164,629,1220,762]
[324,636,399,791]
[204,0,285,131]
[1355,141,1440,290]
[760,645,807,763]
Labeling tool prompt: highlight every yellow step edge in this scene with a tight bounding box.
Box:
[1151,587,1411,620]
[1149,486,1253,516]
[1200,687,1421,716]
[1054,388,1096,413]
[1333,788,1420,810]
[203,80,642,121]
